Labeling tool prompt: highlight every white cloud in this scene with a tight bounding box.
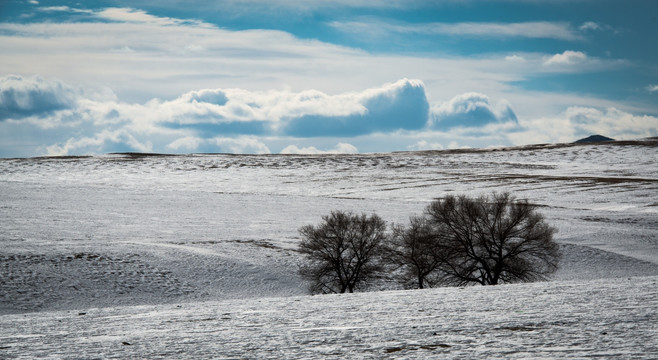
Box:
[280,143,358,154]
[0,10,374,102]
[37,6,93,13]
[209,137,271,154]
[0,74,423,127]
[579,21,617,34]
[579,22,600,31]
[1,75,427,155]
[430,93,517,129]
[166,136,203,151]
[0,74,80,123]
[565,107,658,138]
[0,7,630,116]
[330,20,582,40]
[165,136,271,154]
[45,129,153,156]
[543,50,587,66]
[95,7,210,28]
[0,7,654,156]
[538,50,626,74]
[408,140,444,151]
[508,106,658,145]
[505,55,526,62]
[646,85,658,93]
[38,6,73,12]
[202,0,410,12]
[146,78,427,137]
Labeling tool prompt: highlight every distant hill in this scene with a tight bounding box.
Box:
[574,135,615,143]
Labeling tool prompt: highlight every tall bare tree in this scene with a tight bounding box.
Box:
[426,192,560,285]
[298,210,387,294]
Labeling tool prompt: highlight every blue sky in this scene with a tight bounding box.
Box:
[1,0,657,157]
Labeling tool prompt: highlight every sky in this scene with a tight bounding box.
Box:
[0,0,657,157]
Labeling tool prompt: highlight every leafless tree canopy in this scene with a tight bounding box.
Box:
[387,216,445,289]
[425,192,560,285]
[298,211,387,294]
[298,193,560,293]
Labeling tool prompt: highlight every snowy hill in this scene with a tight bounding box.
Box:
[1,139,657,357]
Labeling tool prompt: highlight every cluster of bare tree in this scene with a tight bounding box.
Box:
[298,192,560,294]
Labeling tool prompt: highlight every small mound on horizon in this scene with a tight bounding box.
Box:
[574,134,615,143]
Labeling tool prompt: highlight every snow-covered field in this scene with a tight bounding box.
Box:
[2,276,656,359]
[1,139,657,358]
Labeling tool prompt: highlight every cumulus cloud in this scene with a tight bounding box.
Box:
[543,50,587,66]
[282,79,428,136]
[161,86,365,127]
[646,85,658,93]
[0,75,79,121]
[139,78,428,138]
[45,129,154,156]
[280,143,358,154]
[429,93,518,129]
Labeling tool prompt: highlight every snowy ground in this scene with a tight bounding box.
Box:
[1,139,657,357]
[2,276,657,358]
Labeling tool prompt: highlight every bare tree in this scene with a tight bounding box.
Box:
[387,216,446,289]
[298,210,387,294]
[426,192,560,285]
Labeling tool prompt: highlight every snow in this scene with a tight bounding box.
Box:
[1,140,657,357]
[1,277,656,358]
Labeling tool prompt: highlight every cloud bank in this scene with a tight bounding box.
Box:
[509,106,658,145]
[0,76,428,155]
[143,78,428,137]
[1,74,656,157]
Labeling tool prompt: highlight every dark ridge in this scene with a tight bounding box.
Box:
[0,155,94,161]
[28,155,93,160]
[194,152,265,157]
[393,138,657,156]
[108,152,176,158]
[4,137,655,161]
[574,135,615,143]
